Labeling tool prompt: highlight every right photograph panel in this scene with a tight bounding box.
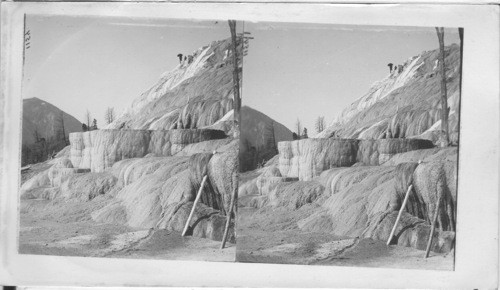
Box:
[237,22,462,270]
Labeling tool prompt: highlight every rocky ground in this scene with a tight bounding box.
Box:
[236,207,453,269]
[19,198,234,261]
[18,131,237,261]
[236,143,457,270]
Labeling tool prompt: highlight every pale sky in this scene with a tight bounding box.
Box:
[242,22,460,133]
[23,16,460,134]
[23,15,236,127]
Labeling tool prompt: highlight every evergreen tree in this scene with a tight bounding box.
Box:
[302,127,308,139]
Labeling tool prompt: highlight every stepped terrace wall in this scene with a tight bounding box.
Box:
[278,138,434,181]
[69,129,227,172]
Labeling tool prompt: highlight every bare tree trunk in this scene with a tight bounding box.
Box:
[424,188,443,258]
[105,107,115,125]
[228,20,241,138]
[60,112,68,146]
[85,110,91,130]
[436,27,449,147]
[296,118,302,140]
[33,127,40,143]
[269,120,277,154]
[221,173,237,249]
[457,28,463,146]
[315,116,325,133]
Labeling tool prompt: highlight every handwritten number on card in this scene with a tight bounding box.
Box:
[25,30,31,50]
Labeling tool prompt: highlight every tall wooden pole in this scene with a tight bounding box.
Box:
[221,175,237,249]
[457,28,463,146]
[436,27,449,147]
[228,20,241,137]
[424,190,443,258]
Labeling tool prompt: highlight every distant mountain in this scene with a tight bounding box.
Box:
[240,106,293,171]
[22,97,82,145]
[316,44,461,144]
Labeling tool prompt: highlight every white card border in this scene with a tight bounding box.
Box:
[1,2,498,288]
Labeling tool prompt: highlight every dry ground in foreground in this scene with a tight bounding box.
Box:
[19,199,235,262]
[236,207,454,270]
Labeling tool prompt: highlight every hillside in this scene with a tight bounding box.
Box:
[240,106,293,171]
[237,44,461,268]
[19,36,240,259]
[316,44,461,144]
[22,97,82,144]
[106,38,236,131]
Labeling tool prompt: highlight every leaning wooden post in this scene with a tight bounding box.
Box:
[387,184,413,246]
[220,180,237,249]
[181,175,208,236]
[424,190,443,258]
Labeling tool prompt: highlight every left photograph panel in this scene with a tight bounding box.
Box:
[19,14,242,261]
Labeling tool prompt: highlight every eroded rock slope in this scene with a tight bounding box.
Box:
[106,38,236,131]
[240,144,457,253]
[21,37,241,244]
[239,44,460,255]
[316,44,461,144]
